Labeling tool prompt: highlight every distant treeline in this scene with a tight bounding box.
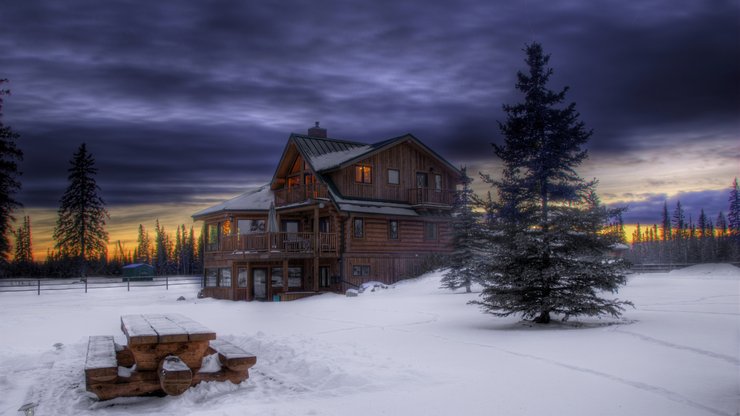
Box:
[625,179,740,264]
[7,220,204,278]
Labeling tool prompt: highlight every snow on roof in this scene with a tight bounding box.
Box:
[192,185,273,218]
[122,263,153,269]
[338,202,419,216]
[307,145,373,171]
[330,190,419,216]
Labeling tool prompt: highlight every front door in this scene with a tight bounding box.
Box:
[253,268,267,301]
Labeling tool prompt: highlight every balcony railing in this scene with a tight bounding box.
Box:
[275,183,329,207]
[212,232,338,255]
[408,188,455,206]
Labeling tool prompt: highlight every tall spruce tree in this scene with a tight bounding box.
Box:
[0,79,23,266]
[475,42,631,323]
[441,167,481,293]
[53,143,109,278]
[729,178,740,238]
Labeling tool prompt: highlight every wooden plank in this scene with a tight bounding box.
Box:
[210,339,257,372]
[121,315,158,345]
[164,313,216,342]
[85,336,118,384]
[142,314,189,343]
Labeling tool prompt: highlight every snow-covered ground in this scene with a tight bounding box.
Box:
[0,264,738,416]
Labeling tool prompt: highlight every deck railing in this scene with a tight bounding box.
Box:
[216,232,338,255]
[407,188,456,206]
[274,183,329,206]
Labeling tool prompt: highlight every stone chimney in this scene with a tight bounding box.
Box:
[307,121,327,138]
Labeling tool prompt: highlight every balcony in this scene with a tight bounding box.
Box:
[408,188,456,207]
[274,183,329,207]
[209,232,338,258]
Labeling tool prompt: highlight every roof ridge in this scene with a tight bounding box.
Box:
[289,132,368,146]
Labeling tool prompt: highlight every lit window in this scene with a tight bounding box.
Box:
[389,220,398,240]
[355,165,372,183]
[353,218,364,238]
[388,169,400,185]
[222,220,231,236]
[424,222,437,240]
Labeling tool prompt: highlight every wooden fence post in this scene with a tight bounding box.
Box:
[85,279,88,293]
[127,278,130,291]
[37,280,40,295]
[166,275,169,290]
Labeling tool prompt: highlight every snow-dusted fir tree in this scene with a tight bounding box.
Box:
[0,80,23,266]
[441,167,482,293]
[474,42,631,323]
[53,143,109,278]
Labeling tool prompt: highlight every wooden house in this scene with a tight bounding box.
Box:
[193,124,461,301]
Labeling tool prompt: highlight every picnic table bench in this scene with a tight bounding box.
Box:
[85,313,256,400]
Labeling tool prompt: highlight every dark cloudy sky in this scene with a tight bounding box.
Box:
[1,0,738,256]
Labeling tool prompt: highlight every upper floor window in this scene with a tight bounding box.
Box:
[353,218,364,238]
[416,172,428,188]
[434,174,442,191]
[389,220,399,240]
[388,169,400,185]
[355,165,372,184]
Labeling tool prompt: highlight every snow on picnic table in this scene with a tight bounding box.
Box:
[0,264,738,416]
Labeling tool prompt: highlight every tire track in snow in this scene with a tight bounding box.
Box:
[416,331,734,416]
[611,328,740,366]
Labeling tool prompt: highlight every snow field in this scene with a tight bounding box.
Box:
[0,264,737,416]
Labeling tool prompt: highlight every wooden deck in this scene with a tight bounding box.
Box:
[209,232,339,259]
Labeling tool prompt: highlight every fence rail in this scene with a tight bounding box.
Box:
[0,275,202,295]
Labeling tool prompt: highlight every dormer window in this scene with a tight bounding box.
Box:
[355,164,372,184]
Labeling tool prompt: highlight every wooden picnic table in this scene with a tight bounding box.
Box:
[85,313,256,400]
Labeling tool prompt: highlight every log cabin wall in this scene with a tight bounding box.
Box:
[328,141,456,202]
[340,213,453,287]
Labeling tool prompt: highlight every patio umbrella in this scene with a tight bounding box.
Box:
[267,201,279,233]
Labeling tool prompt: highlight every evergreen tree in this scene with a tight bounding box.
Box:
[136,224,151,263]
[188,225,197,274]
[12,215,33,275]
[441,167,482,293]
[0,79,23,266]
[661,201,671,241]
[729,178,740,238]
[53,143,109,278]
[475,42,631,324]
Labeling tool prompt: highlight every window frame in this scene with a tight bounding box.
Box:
[389,220,399,240]
[352,265,371,277]
[353,217,365,239]
[434,174,442,191]
[416,172,428,188]
[355,164,372,184]
[424,222,438,241]
[219,268,232,287]
[387,169,400,185]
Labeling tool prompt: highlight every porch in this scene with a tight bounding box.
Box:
[209,232,339,258]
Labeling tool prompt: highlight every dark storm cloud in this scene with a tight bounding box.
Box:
[0,0,737,209]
